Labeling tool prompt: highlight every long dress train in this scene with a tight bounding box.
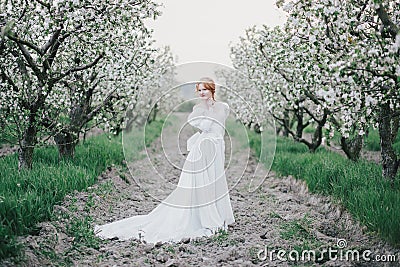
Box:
[94,101,235,244]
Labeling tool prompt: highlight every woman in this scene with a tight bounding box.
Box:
[94,77,235,244]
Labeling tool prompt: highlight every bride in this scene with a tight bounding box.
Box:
[94,77,235,244]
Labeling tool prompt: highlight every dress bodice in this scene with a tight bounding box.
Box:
[187,102,230,137]
[186,102,230,152]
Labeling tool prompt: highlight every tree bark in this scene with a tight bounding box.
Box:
[54,131,79,159]
[378,101,400,185]
[18,116,37,169]
[276,127,282,136]
[300,108,328,153]
[309,122,323,153]
[295,110,304,140]
[340,134,363,161]
[283,110,289,137]
[53,83,92,159]
[254,122,262,134]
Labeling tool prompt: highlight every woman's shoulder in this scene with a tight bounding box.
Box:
[192,103,205,110]
[216,101,229,109]
[193,101,229,110]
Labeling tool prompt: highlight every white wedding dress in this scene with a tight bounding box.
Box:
[94,101,235,244]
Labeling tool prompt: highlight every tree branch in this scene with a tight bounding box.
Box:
[7,34,43,56]
[86,88,117,122]
[15,42,44,81]
[41,28,62,55]
[46,24,82,68]
[347,66,397,81]
[33,0,50,10]
[50,53,104,84]
[376,3,399,39]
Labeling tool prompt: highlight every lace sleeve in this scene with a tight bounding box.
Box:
[187,105,213,132]
[187,105,205,128]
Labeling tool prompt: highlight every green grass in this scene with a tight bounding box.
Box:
[0,134,122,260]
[212,228,229,246]
[66,213,100,250]
[175,100,196,112]
[123,118,169,162]
[0,121,18,147]
[363,128,381,151]
[279,214,327,264]
[225,118,276,174]
[0,117,165,261]
[247,131,400,248]
[279,214,313,241]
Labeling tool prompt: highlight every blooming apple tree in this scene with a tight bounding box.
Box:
[0,0,163,168]
[230,0,400,182]
[122,46,180,132]
[280,0,400,181]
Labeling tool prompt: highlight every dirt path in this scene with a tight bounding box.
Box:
[7,113,399,266]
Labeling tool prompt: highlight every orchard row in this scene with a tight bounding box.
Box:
[0,0,179,169]
[225,0,399,183]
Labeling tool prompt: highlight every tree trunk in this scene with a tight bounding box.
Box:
[54,100,88,159]
[18,120,37,170]
[340,134,363,161]
[254,122,262,134]
[378,101,399,185]
[276,127,282,136]
[283,110,289,137]
[152,103,158,122]
[295,108,304,140]
[309,125,322,153]
[147,103,158,124]
[54,131,79,159]
[18,144,35,170]
[307,110,328,153]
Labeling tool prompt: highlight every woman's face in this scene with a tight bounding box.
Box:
[197,83,212,100]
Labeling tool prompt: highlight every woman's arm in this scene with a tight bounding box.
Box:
[187,105,213,132]
[187,105,205,128]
